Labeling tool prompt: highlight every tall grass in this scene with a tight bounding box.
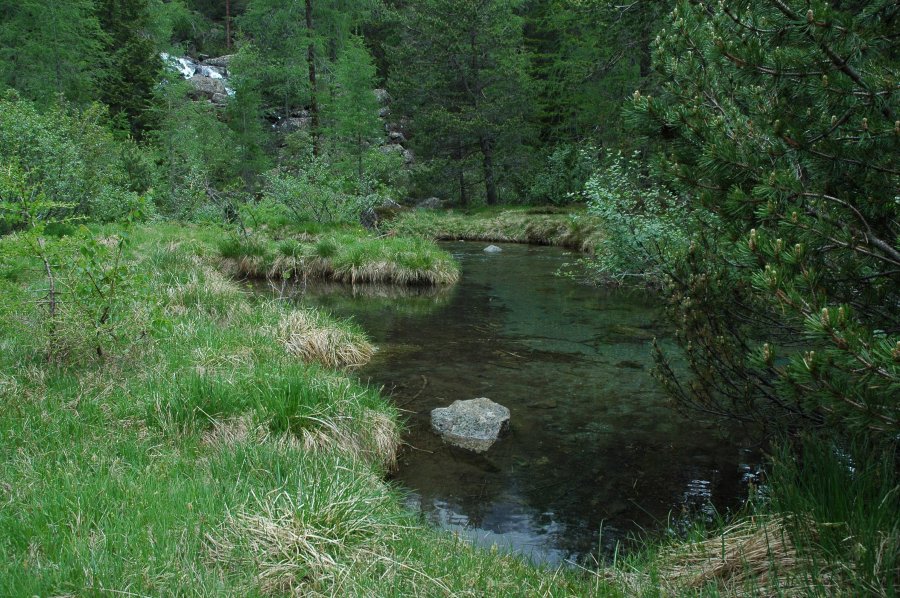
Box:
[218,229,460,286]
[767,437,899,595]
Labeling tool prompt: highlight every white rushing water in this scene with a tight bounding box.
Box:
[160,53,234,96]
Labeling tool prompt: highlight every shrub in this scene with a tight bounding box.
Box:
[528,142,597,205]
[0,93,146,223]
[583,151,704,285]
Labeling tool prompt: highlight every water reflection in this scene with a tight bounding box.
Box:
[281,242,757,565]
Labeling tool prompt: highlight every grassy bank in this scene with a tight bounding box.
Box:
[218,228,460,286]
[1,222,895,595]
[388,206,605,253]
[0,223,594,595]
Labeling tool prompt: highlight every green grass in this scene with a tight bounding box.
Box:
[0,222,595,595]
[389,206,605,253]
[1,221,893,596]
[218,227,460,286]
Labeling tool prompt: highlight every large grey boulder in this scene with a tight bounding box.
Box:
[202,55,234,69]
[274,117,312,134]
[188,75,227,101]
[431,398,510,453]
[483,245,502,253]
[373,88,391,105]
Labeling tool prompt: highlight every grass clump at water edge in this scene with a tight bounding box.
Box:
[218,229,460,286]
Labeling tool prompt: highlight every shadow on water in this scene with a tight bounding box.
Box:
[275,242,759,566]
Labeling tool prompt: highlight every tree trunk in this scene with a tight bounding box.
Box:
[639,4,652,79]
[305,0,320,155]
[225,0,231,50]
[358,134,364,187]
[480,137,498,205]
[456,141,468,207]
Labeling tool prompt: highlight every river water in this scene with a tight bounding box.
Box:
[287,242,757,566]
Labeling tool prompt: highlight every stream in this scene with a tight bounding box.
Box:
[284,242,758,566]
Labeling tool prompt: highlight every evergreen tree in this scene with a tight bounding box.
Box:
[97,0,162,137]
[326,35,382,187]
[522,0,671,143]
[226,45,272,188]
[629,1,899,436]
[390,0,533,205]
[238,0,310,118]
[0,0,105,104]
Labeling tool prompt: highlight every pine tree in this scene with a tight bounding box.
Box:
[226,45,272,188]
[390,0,533,205]
[0,0,105,104]
[325,35,382,187]
[238,0,310,118]
[629,0,899,436]
[97,0,162,138]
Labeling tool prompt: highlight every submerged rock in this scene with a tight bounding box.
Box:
[483,245,502,253]
[431,397,510,453]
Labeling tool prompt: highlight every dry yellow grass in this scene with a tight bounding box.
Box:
[268,254,333,282]
[219,255,269,278]
[602,515,829,597]
[275,310,375,369]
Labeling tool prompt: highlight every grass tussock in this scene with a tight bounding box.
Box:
[606,516,823,596]
[218,230,460,286]
[208,458,402,596]
[275,309,375,369]
[390,207,605,253]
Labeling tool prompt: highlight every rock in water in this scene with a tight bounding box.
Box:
[483,245,502,253]
[431,397,510,453]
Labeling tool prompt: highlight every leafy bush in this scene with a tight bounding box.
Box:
[583,151,703,285]
[260,165,375,225]
[0,93,148,223]
[528,142,597,205]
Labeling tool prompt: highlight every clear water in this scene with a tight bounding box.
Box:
[285,242,758,566]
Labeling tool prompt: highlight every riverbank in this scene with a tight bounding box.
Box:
[388,206,604,253]
[0,223,594,595]
[0,222,894,595]
[218,228,460,285]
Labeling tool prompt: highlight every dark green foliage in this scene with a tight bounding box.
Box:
[237,0,311,117]
[390,0,534,206]
[97,0,162,137]
[629,1,899,437]
[0,0,105,104]
[522,0,671,143]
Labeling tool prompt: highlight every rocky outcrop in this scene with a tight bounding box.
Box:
[360,199,405,230]
[373,88,391,105]
[202,55,234,70]
[188,75,228,104]
[273,116,312,134]
[378,143,415,165]
[431,398,511,453]
[162,53,234,105]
